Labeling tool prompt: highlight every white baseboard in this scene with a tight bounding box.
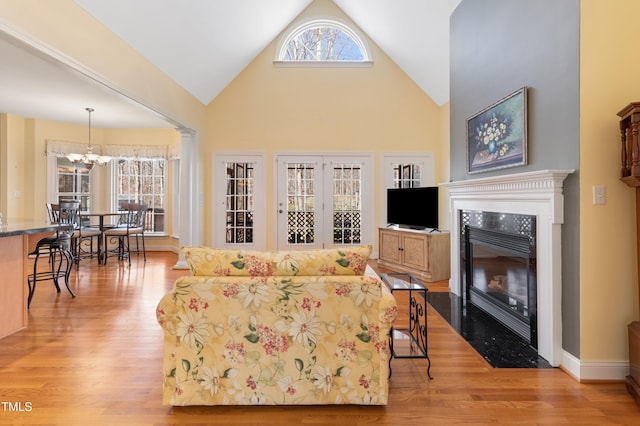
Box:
[140,243,179,254]
[561,350,629,381]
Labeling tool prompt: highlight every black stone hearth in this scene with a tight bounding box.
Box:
[428,292,552,368]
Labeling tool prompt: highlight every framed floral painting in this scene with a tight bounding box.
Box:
[467,87,528,174]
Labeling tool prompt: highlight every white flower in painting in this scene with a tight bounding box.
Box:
[198,366,221,395]
[238,280,270,308]
[288,311,323,349]
[350,280,380,307]
[312,365,334,394]
[176,310,211,349]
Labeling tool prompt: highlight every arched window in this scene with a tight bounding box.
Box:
[276,19,371,64]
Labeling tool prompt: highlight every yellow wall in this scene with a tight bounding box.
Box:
[203,0,448,248]
[580,0,640,361]
[0,114,25,218]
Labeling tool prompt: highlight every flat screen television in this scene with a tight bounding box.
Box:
[386,186,439,230]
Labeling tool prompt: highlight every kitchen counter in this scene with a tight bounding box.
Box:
[0,219,61,339]
[0,219,62,238]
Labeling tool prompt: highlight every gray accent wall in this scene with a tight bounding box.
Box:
[449,0,581,357]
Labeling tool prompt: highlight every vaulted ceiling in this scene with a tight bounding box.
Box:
[0,0,461,128]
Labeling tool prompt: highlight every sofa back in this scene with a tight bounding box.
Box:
[182,245,372,277]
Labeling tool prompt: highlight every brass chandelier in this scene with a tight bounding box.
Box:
[67,107,111,170]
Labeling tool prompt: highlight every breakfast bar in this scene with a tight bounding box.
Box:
[0,220,63,339]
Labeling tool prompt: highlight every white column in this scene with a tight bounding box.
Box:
[173,128,199,269]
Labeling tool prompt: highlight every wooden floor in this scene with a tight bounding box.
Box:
[0,252,638,425]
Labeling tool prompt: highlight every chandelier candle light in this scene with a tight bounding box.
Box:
[67,107,111,170]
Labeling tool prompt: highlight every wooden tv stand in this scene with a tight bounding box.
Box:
[378,227,450,282]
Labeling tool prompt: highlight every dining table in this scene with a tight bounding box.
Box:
[80,212,123,264]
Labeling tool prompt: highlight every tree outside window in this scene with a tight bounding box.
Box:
[115,158,166,233]
[57,157,91,211]
[392,163,422,188]
[278,19,370,62]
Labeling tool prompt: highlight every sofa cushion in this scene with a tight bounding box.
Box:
[272,245,372,276]
[182,247,274,276]
[182,245,372,276]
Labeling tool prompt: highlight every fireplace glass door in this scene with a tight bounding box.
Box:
[461,211,537,345]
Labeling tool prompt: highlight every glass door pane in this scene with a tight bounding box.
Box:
[277,158,323,249]
[330,162,362,245]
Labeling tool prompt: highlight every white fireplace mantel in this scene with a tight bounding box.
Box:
[442,169,574,367]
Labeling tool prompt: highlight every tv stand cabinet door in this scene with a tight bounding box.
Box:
[401,233,428,271]
[379,229,402,264]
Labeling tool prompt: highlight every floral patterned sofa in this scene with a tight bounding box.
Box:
[156,245,398,406]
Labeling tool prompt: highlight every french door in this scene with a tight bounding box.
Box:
[212,153,266,249]
[275,154,372,250]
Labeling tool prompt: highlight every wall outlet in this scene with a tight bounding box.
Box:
[593,185,606,205]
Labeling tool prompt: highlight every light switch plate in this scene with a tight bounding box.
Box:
[593,185,606,205]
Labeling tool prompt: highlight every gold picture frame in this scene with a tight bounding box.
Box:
[467,87,528,174]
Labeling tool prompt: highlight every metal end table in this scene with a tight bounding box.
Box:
[381,272,433,380]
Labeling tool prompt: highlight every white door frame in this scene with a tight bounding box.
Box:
[274,152,374,250]
[212,152,267,250]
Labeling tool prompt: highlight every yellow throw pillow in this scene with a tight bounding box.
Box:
[182,247,273,276]
[272,245,372,276]
[182,245,372,276]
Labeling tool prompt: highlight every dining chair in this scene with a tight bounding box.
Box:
[27,200,79,308]
[74,217,102,268]
[46,203,57,223]
[102,202,147,266]
[128,205,149,262]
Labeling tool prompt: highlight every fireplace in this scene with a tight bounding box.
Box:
[462,210,537,345]
[442,169,573,366]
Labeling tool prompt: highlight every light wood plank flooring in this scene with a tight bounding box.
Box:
[0,252,637,425]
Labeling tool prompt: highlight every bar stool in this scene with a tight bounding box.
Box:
[27,200,79,309]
